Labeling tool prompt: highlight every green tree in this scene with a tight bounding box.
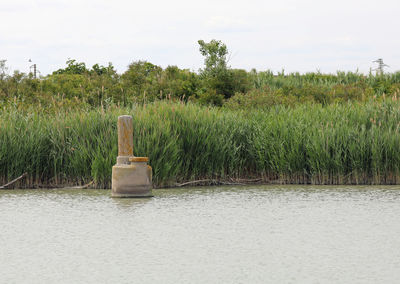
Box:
[197,39,251,104]
[0,60,8,80]
[90,62,117,76]
[121,61,162,102]
[198,39,228,76]
[53,59,88,75]
[197,39,230,104]
[158,66,199,100]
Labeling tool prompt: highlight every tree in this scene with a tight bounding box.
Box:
[197,39,250,103]
[91,62,117,76]
[198,39,228,76]
[197,39,231,104]
[121,61,162,101]
[53,59,88,75]
[0,60,8,80]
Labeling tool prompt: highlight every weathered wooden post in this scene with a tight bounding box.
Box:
[112,115,152,197]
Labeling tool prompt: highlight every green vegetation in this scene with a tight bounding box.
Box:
[1,99,400,188]
[1,40,400,111]
[1,40,400,188]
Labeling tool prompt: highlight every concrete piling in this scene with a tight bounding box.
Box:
[117,115,133,157]
[111,115,153,198]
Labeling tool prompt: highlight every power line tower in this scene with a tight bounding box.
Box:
[28,59,40,78]
[373,58,389,75]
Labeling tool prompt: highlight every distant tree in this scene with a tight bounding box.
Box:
[90,62,117,76]
[53,59,88,75]
[159,66,199,100]
[197,39,251,104]
[0,60,8,80]
[121,61,162,100]
[198,39,228,76]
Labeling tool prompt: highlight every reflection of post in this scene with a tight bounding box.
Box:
[118,115,133,157]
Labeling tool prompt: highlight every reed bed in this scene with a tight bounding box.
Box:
[1,99,400,188]
[250,70,400,91]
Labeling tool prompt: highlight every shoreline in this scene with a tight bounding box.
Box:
[3,174,400,190]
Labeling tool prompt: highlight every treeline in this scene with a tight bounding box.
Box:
[1,40,400,111]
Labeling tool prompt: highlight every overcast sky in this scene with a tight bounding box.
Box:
[1,0,399,75]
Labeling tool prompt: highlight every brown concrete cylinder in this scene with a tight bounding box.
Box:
[112,114,152,198]
[118,115,133,157]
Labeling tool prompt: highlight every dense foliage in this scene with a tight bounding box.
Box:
[1,99,400,188]
[1,40,400,111]
[1,40,400,188]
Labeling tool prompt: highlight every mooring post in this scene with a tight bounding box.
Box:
[112,115,153,198]
[116,115,134,165]
[118,115,133,156]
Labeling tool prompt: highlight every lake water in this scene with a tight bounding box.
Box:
[1,185,400,283]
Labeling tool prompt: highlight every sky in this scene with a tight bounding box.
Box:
[1,0,399,75]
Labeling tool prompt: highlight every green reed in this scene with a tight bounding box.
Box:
[1,99,400,188]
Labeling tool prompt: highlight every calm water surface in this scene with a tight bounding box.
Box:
[1,185,400,283]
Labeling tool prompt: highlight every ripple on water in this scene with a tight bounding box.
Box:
[1,185,400,283]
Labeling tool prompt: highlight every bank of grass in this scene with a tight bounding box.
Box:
[1,98,400,188]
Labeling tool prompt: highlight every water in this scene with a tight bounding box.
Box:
[1,185,400,284]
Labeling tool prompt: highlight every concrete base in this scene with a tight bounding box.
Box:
[111,160,152,198]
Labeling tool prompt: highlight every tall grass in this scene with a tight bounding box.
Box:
[1,99,400,188]
[250,70,400,91]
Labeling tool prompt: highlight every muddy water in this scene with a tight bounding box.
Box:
[1,185,400,283]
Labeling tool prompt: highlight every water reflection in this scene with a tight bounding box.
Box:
[111,195,153,209]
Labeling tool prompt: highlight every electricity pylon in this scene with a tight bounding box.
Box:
[28,59,40,78]
[373,58,389,75]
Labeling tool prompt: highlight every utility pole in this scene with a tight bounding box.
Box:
[373,58,389,75]
[28,59,38,78]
